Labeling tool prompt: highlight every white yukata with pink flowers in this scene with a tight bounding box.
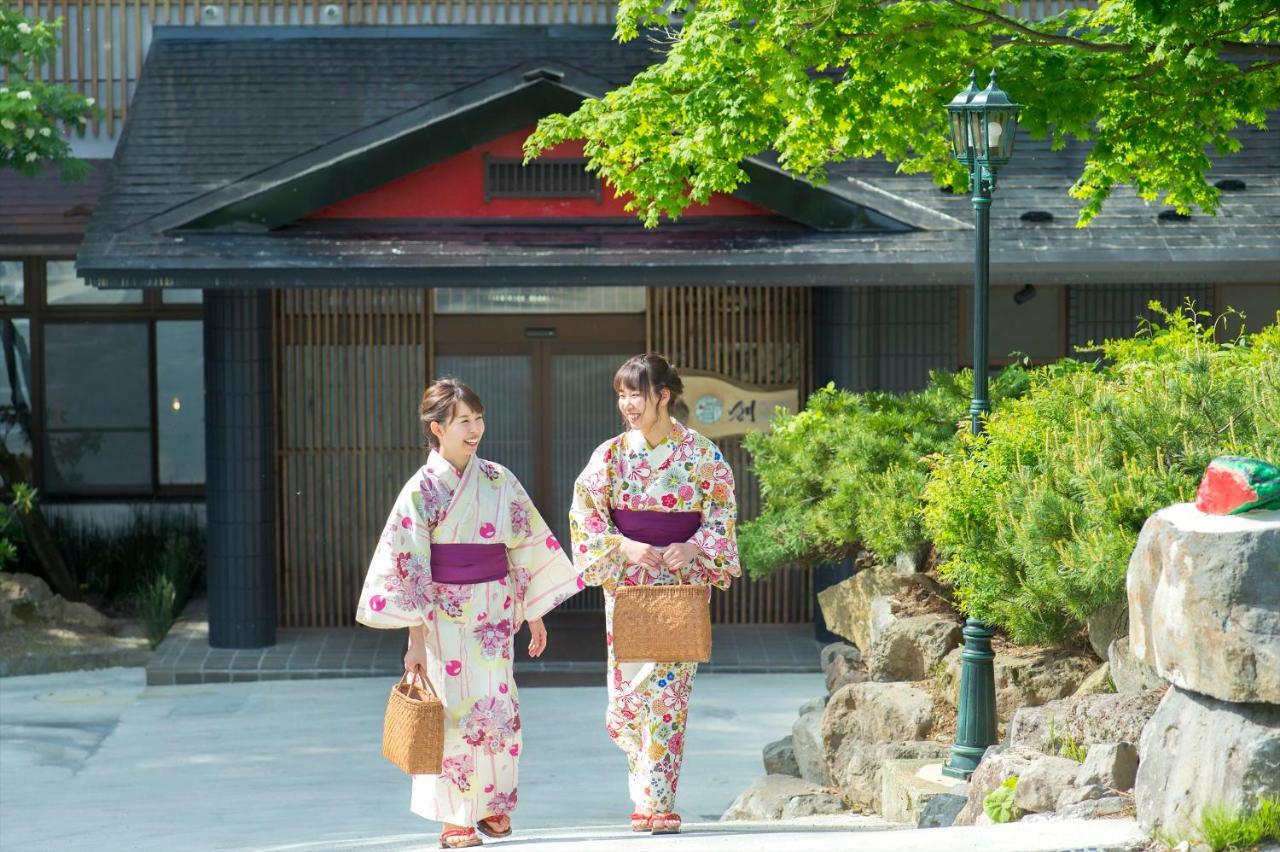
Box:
[356,450,582,826]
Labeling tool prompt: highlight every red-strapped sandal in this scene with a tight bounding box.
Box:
[630,812,653,832]
[651,813,682,834]
[439,827,482,849]
[476,815,512,839]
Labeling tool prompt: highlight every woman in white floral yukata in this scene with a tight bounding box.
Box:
[569,353,741,835]
[355,378,583,849]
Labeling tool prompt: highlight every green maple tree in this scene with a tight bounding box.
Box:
[525,0,1280,226]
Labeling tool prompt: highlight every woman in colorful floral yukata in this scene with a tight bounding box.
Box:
[355,378,583,850]
[569,353,741,835]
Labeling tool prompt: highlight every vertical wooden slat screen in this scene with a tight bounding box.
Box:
[272,288,431,628]
[646,286,814,625]
[23,0,1098,143]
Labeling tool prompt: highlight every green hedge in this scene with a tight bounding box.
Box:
[739,365,1030,578]
[923,305,1280,644]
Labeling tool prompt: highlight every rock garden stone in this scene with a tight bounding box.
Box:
[821,641,861,671]
[822,681,934,750]
[868,614,961,682]
[1057,785,1109,810]
[953,744,1047,826]
[1072,663,1114,698]
[1086,600,1129,662]
[941,645,1098,720]
[791,708,829,786]
[880,758,963,824]
[918,793,967,828]
[1075,742,1138,792]
[893,545,930,575]
[1056,795,1135,820]
[830,740,949,813]
[763,735,801,778]
[1107,637,1163,693]
[798,696,827,716]
[721,775,845,821]
[1136,684,1280,836]
[825,653,867,694]
[1127,503,1280,704]
[0,573,54,628]
[1012,755,1083,814]
[817,567,900,652]
[1008,689,1164,756]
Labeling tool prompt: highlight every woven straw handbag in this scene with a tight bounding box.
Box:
[613,584,712,663]
[381,665,444,775]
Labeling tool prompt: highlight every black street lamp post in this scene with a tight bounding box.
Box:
[941,70,1021,781]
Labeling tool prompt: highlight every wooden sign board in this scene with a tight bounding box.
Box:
[676,372,799,439]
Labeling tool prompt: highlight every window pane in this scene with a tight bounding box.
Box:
[0,260,23,306]
[46,260,143,306]
[44,323,151,492]
[157,321,205,484]
[162,289,203,304]
[0,318,34,484]
[434,287,645,314]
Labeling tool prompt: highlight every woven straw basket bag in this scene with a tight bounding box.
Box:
[382,665,444,775]
[613,584,712,663]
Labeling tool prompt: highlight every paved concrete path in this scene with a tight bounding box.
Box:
[0,667,1145,852]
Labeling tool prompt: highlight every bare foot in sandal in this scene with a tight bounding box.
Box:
[651,813,682,834]
[440,826,482,848]
[476,815,511,838]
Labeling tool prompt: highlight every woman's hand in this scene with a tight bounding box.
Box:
[527,618,548,658]
[662,541,701,576]
[619,537,664,570]
[404,625,429,678]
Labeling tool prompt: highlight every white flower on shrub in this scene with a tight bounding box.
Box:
[0,119,14,131]
[16,91,32,100]
[85,97,95,106]
[17,22,32,34]
[39,127,51,137]
[24,128,35,139]
[25,152,38,162]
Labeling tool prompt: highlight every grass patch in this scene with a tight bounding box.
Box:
[1199,796,1280,852]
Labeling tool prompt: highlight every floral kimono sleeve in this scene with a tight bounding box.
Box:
[505,474,583,628]
[355,478,435,629]
[569,443,625,588]
[687,446,742,591]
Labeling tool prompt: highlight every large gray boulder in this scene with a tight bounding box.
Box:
[1108,637,1164,693]
[1127,503,1280,704]
[868,614,961,682]
[822,642,867,694]
[721,775,846,821]
[820,681,942,812]
[1008,689,1164,756]
[1076,742,1139,793]
[763,735,801,778]
[1136,685,1280,836]
[1086,600,1129,662]
[791,708,829,786]
[830,740,949,813]
[953,744,1046,826]
[0,573,54,628]
[817,567,899,651]
[940,645,1098,721]
[1013,755,1083,814]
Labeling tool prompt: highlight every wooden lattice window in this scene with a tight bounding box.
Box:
[484,156,602,202]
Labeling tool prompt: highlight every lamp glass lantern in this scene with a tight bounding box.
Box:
[947,70,1020,174]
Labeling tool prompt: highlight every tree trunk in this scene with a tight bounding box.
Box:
[0,447,79,601]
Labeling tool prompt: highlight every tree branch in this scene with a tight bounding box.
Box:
[940,0,1133,52]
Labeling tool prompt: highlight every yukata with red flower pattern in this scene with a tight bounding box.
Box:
[356,450,582,827]
[569,419,740,815]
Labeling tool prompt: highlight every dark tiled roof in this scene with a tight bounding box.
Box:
[77,26,1280,287]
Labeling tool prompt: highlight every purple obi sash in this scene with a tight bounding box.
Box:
[612,509,702,547]
[430,543,508,584]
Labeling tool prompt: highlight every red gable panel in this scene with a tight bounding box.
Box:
[306,126,770,220]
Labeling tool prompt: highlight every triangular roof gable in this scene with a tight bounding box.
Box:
[145,61,911,234]
[303,126,772,220]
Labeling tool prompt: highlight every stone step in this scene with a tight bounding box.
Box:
[881,759,969,825]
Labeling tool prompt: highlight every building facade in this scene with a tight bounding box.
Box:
[3,3,1278,647]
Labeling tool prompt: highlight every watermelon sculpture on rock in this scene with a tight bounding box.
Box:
[1194,456,1280,515]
